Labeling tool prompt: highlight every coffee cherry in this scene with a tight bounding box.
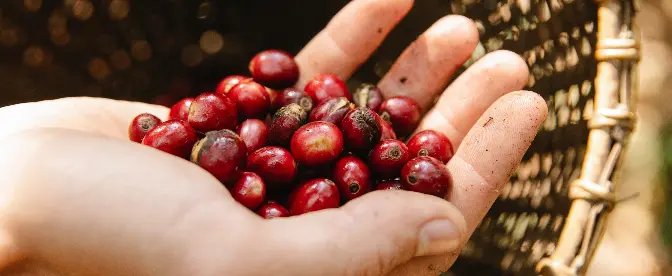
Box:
[275,87,314,112]
[268,103,308,146]
[188,92,238,133]
[237,119,269,153]
[190,129,247,183]
[290,121,344,167]
[129,113,162,143]
[246,146,297,188]
[369,139,409,180]
[309,97,355,125]
[249,49,300,89]
[379,96,421,138]
[257,201,290,219]
[289,178,340,216]
[228,80,271,119]
[142,120,198,159]
[333,156,371,200]
[168,98,193,121]
[304,73,351,104]
[340,108,382,154]
[406,130,454,163]
[352,83,383,112]
[265,87,281,109]
[216,75,249,95]
[231,172,266,210]
[375,179,404,191]
[401,156,451,198]
[378,116,397,141]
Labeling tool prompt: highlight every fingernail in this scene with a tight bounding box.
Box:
[416,219,462,257]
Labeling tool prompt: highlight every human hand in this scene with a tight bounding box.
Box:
[0,0,547,275]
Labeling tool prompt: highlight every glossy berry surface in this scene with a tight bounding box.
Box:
[275,87,314,112]
[406,130,454,164]
[352,83,383,112]
[333,156,372,200]
[216,75,249,95]
[249,49,300,89]
[290,121,344,166]
[246,146,297,188]
[129,113,162,143]
[304,73,351,104]
[168,98,193,121]
[289,178,340,216]
[268,103,308,146]
[378,116,397,141]
[190,129,247,183]
[237,119,269,153]
[188,92,238,133]
[376,179,404,191]
[309,97,354,125]
[369,139,409,180]
[231,172,266,210]
[401,156,451,198]
[142,120,198,159]
[379,96,421,138]
[228,80,271,119]
[256,201,290,219]
[340,108,382,154]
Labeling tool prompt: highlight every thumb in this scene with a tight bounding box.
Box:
[257,190,468,276]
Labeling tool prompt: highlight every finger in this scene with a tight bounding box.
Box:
[415,50,530,146]
[244,191,467,276]
[377,15,479,110]
[387,91,548,276]
[294,0,414,88]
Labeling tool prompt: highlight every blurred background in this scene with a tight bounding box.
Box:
[0,0,669,275]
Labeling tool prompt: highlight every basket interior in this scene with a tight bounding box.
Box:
[0,1,598,275]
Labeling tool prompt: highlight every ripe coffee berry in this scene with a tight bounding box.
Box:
[188,92,238,133]
[246,146,297,188]
[376,179,404,191]
[190,129,247,183]
[275,87,314,112]
[352,83,383,112]
[268,103,308,146]
[333,155,372,200]
[340,108,382,154]
[142,120,198,159]
[237,119,269,153]
[257,201,290,219]
[129,113,162,143]
[290,121,344,167]
[304,73,351,103]
[401,156,452,198]
[289,178,340,216]
[369,139,410,180]
[407,130,454,163]
[228,80,271,119]
[216,75,248,95]
[309,97,355,125]
[231,172,267,210]
[168,98,193,121]
[249,49,300,90]
[378,117,397,141]
[379,96,421,138]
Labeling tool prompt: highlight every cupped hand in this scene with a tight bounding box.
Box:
[0,1,547,275]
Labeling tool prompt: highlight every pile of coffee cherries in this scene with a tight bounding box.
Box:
[128,49,454,219]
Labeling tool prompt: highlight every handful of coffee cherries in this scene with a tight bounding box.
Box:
[128,49,454,219]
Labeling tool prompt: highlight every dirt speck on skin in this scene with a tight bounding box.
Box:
[428,264,437,271]
[399,77,408,84]
[377,28,383,33]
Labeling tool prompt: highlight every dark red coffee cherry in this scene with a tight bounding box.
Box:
[352,83,383,112]
[290,121,344,167]
[231,172,266,210]
[378,116,397,141]
[304,73,351,104]
[309,97,355,125]
[401,156,452,198]
[249,49,300,89]
[246,146,297,189]
[129,113,162,143]
[406,130,454,164]
[379,96,421,138]
[168,98,193,121]
[188,92,238,133]
[333,155,372,200]
[236,119,269,153]
[257,201,290,219]
[275,87,314,112]
[369,139,410,180]
[340,108,382,154]
[375,179,404,191]
[268,103,308,146]
[228,80,271,119]
[216,75,249,95]
[289,178,340,216]
[142,120,198,159]
[190,129,247,184]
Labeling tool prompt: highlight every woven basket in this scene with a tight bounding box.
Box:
[0,1,640,275]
